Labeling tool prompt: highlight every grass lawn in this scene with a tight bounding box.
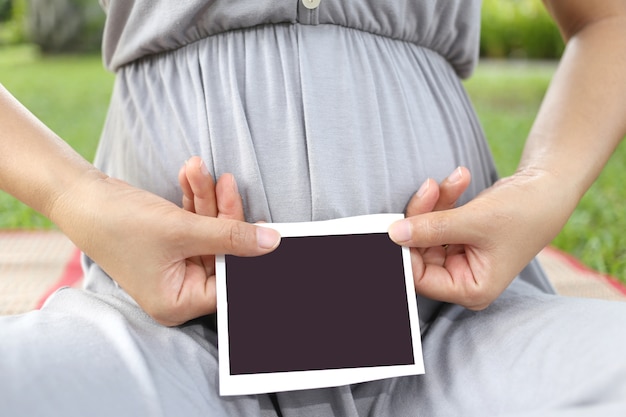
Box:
[1,46,625,283]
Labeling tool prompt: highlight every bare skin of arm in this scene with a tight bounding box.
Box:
[388,0,626,309]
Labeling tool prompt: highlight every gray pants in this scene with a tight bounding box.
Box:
[1,265,625,417]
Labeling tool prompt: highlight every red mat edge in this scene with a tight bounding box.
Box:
[35,247,83,309]
[542,246,626,296]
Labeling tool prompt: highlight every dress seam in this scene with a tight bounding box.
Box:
[113,22,455,75]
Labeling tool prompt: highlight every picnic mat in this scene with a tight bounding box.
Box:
[1,230,625,316]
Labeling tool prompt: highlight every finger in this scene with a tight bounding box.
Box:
[403,246,494,312]
[179,213,281,258]
[413,259,482,307]
[178,164,195,212]
[405,178,440,218]
[388,207,480,248]
[216,173,245,221]
[175,262,219,322]
[178,159,218,275]
[145,260,219,326]
[421,245,447,266]
[434,166,471,211]
[185,156,218,217]
[414,251,502,312]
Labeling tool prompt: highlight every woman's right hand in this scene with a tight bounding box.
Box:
[50,160,280,327]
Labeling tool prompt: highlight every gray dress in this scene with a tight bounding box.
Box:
[1,1,626,416]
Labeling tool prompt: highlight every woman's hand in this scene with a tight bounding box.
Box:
[50,159,279,327]
[389,167,572,310]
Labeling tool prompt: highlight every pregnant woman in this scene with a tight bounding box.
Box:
[1,1,625,415]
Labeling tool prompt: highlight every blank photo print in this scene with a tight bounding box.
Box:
[216,213,424,396]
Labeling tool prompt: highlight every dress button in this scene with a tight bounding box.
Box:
[302,0,320,10]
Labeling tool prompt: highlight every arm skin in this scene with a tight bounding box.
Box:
[388,0,626,309]
[0,84,281,326]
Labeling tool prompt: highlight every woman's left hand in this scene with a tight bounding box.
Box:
[389,167,573,310]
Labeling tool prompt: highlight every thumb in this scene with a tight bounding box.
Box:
[388,206,479,248]
[180,212,281,258]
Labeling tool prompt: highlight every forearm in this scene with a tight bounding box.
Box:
[0,84,106,222]
[518,13,626,205]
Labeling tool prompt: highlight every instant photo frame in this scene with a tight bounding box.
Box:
[216,213,424,396]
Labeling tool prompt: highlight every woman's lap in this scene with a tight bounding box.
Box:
[412,279,626,415]
[1,277,625,417]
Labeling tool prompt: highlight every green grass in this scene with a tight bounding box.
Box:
[1,46,625,283]
[464,60,626,282]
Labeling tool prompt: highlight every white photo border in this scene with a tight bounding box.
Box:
[216,213,424,396]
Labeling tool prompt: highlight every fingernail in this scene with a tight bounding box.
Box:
[231,175,239,194]
[199,159,210,177]
[388,220,412,243]
[447,167,463,184]
[416,178,430,198]
[257,227,281,249]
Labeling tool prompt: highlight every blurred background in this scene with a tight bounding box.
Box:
[0,0,625,282]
